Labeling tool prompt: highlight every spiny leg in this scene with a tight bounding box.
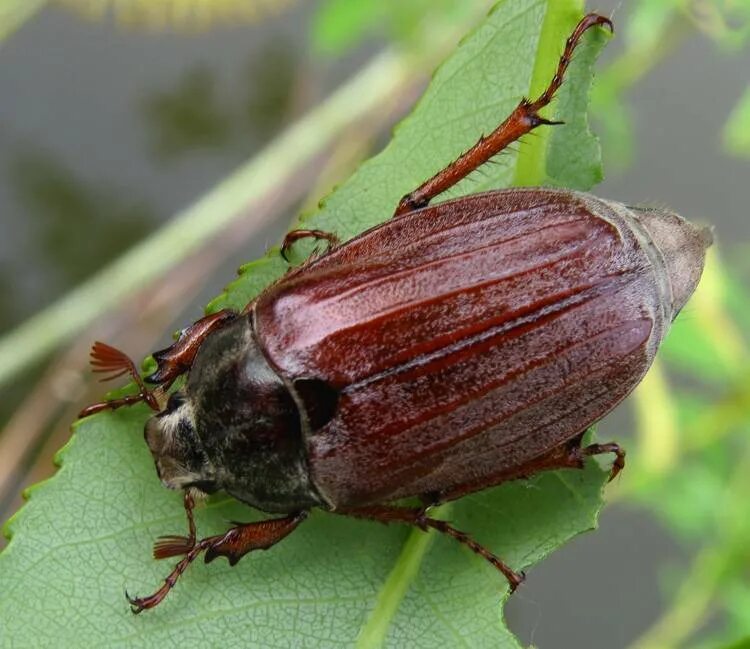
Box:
[339,505,525,591]
[280,229,340,262]
[128,511,308,613]
[127,537,213,614]
[394,13,612,217]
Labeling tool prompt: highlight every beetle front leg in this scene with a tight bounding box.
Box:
[152,490,199,560]
[394,13,612,217]
[147,308,238,383]
[127,511,308,613]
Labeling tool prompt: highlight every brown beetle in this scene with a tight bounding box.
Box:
[80,14,711,613]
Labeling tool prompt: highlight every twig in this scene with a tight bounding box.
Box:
[0,0,46,44]
[0,48,415,388]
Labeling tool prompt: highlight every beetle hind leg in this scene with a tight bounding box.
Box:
[393,13,613,217]
[518,432,627,482]
[339,505,525,591]
[557,433,627,482]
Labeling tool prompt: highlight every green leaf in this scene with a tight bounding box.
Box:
[0,1,611,646]
[722,581,750,644]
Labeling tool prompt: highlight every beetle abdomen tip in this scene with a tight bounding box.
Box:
[629,206,712,319]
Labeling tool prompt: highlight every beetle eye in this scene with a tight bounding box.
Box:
[188,480,218,495]
[166,392,186,412]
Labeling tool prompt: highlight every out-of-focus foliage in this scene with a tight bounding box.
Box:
[724,86,750,158]
[55,0,296,30]
[718,636,750,649]
[560,9,750,639]
[10,151,153,292]
[143,68,232,158]
[141,43,296,161]
[592,0,750,167]
[0,0,46,42]
[311,0,477,56]
[624,253,750,649]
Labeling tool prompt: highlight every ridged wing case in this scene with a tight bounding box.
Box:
[254,188,671,507]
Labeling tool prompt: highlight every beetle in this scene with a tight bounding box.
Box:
[80,13,711,613]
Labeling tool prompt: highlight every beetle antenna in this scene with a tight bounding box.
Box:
[90,341,139,382]
[78,342,160,417]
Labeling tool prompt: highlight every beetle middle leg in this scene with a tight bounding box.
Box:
[393,13,612,217]
[339,505,525,591]
[280,229,340,262]
[127,510,308,613]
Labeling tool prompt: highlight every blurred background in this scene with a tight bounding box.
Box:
[0,1,748,647]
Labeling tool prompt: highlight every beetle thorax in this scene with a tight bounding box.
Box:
[144,314,324,513]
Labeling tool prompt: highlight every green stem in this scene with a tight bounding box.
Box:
[629,547,730,649]
[513,0,582,186]
[355,514,441,649]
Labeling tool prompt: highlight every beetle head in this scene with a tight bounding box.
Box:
[144,391,217,494]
